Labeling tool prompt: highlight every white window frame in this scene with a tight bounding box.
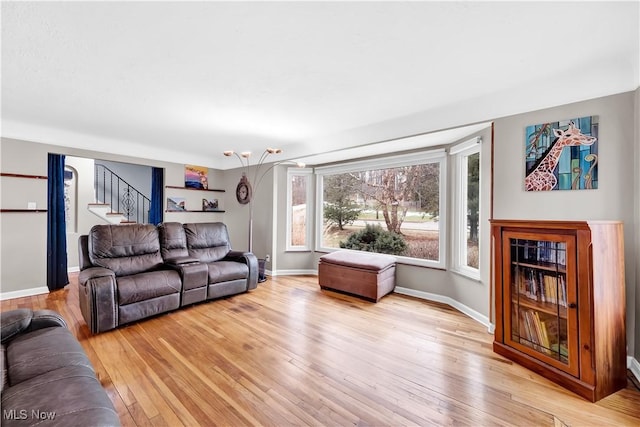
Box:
[286,167,313,251]
[315,150,447,269]
[450,137,481,280]
[64,166,78,233]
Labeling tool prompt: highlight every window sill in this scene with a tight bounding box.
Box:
[286,248,312,253]
[450,267,481,282]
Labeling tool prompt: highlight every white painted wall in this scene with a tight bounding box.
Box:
[65,156,97,270]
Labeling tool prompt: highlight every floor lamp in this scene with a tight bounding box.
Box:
[223,148,304,253]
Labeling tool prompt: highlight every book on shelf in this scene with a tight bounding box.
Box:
[517,309,566,357]
[516,267,567,307]
[520,239,567,266]
[550,342,569,358]
[536,312,551,349]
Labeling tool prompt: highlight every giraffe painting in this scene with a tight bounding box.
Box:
[524,117,599,191]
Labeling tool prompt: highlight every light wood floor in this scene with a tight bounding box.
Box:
[2,273,640,427]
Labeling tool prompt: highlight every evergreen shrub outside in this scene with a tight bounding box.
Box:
[339,224,407,255]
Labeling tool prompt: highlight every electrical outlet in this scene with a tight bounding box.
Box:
[265,254,270,263]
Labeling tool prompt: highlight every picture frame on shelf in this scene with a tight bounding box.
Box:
[185,165,209,189]
[202,198,218,211]
[167,197,186,211]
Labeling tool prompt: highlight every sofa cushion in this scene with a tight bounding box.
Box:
[89,224,164,276]
[6,327,93,386]
[158,222,190,261]
[0,309,33,344]
[1,365,120,427]
[207,261,249,284]
[319,250,396,271]
[117,270,182,305]
[184,222,231,262]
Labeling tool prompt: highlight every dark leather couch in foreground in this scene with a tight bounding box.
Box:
[1,309,120,427]
[79,222,258,334]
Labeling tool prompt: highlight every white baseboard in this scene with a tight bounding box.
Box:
[68,266,80,273]
[629,356,640,382]
[0,286,49,301]
[394,286,494,333]
[269,269,318,277]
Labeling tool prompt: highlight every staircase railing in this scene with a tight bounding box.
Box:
[95,164,151,224]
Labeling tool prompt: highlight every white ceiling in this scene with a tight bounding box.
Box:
[2,1,638,169]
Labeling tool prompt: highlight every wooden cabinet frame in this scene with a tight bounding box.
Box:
[491,220,626,402]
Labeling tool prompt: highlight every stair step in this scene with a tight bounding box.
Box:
[88,203,127,224]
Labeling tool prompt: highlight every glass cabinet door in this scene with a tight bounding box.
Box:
[502,231,579,377]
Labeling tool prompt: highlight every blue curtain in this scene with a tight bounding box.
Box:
[149,167,164,225]
[47,154,69,291]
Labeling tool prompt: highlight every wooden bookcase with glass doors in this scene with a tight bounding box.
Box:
[491,220,626,402]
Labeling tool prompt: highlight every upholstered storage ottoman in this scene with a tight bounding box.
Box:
[318,251,396,302]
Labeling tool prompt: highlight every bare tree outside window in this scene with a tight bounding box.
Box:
[321,162,441,261]
[289,175,308,247]
[466,152,480,268]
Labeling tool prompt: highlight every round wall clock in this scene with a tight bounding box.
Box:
[236,173,252,204]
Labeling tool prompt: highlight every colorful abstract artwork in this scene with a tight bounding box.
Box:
[524,116,598,191]
[185,165,209,189]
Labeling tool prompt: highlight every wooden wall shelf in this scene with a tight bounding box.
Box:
[0,173,48,180]
[165,210,225,213]
[165,186,225,193]
[1,174,48,212]
[0,209,48,213]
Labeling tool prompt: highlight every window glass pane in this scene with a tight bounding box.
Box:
[290,174,307,247]
[321,163,440,261]
[466,152,480,268]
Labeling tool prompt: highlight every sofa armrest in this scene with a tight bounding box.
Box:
[164,255,200,266]
[78,235,93,270]
[78,268,118,334]
[0,309,67,344]
[224,251,259,291]
[30,309,68,330]
[165,261,208,294]
[79,266,116,283]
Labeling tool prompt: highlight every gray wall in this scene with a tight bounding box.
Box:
[0,138,225,294]
[96,159,153,202]
[635,88,640,362]
[492,91,637,358]
[272,165,317,273]
[271,125,494,321]
[0,90,638,361]
[1,138,50,293]
[220,163,277,258]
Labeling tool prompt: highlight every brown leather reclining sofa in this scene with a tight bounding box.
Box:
[78,222,258,334]
[1,309,120,426]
